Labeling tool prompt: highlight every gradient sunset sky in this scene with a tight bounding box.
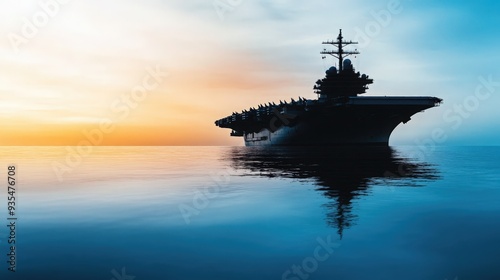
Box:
[1,0,499,145]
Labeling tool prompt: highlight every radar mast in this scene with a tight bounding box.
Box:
[321,29,359,71]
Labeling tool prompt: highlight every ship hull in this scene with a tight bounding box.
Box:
[243,97,439,146]
[244,121,395,146]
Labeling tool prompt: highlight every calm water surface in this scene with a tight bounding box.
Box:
[0,146,499,280]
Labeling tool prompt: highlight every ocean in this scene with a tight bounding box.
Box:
[0,146,499,280]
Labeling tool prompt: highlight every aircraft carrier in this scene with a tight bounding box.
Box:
[215,30,442,146]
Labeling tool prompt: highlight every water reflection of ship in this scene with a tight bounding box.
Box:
[227,146,439,238]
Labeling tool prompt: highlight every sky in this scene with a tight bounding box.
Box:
[0,0,499,146]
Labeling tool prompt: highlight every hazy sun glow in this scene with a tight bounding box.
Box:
[1,0,499,145]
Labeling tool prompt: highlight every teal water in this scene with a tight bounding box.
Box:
[0,146,499,280]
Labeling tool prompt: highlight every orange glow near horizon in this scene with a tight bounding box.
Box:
[0,51,303,146]
[0,54,302,146]
[0,20,311,146]
[0,1,311,146]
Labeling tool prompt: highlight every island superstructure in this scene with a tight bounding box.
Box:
[215,29,442,146]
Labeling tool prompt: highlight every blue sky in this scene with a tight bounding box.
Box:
[1,0,499,145]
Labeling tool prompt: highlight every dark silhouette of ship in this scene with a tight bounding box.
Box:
[215,30,442,146]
